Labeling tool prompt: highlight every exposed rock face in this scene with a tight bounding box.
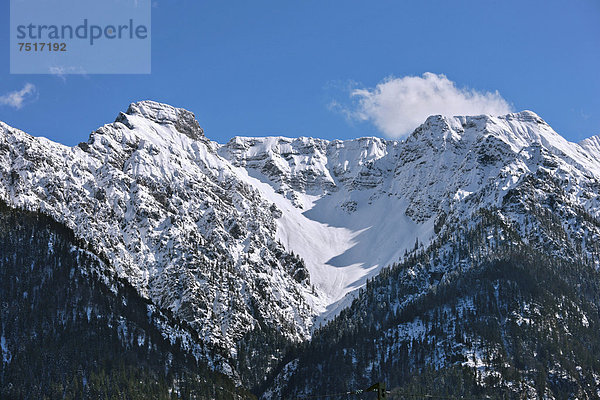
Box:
[121,100,205,140]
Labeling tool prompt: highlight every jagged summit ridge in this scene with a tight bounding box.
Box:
[116,100,205,141]
[409,111,552,150]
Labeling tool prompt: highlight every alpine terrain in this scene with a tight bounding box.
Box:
[1,101,600,399]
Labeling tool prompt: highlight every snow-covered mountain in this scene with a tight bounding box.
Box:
[1,101,600,388]
[220,111,600,319]
[0,102,317,379]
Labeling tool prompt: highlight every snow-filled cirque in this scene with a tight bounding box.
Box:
[219,138,437,325]
[1,100,600,369]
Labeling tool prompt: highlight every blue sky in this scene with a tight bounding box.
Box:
[1,0,599,146]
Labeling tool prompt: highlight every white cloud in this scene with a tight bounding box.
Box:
[341,73,512,138]
[48,66,88,81]
[49,67,68,82]
[0,83,37,109]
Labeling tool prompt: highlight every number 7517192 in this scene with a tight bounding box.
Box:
[18,42,67,51]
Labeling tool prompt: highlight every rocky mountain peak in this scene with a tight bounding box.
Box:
[501,109,547,124]
[117,100,205,141]
[579,135,600,158]
[404,111,572,161]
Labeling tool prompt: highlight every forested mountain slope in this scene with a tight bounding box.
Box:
[0,202,252,399]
